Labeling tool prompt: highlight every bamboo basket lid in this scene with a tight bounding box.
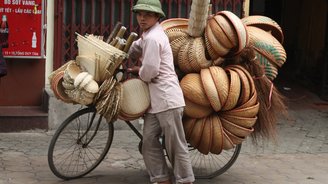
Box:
[180,73,211,107]
[120,79,150,119]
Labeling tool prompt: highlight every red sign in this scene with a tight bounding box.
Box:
[0,0,45,58]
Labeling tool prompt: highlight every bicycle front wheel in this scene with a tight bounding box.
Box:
[190,144,242,179]
[48,107,114,180]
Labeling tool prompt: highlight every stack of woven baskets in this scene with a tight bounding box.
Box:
[162,0,287,154]
[49,28,151,123]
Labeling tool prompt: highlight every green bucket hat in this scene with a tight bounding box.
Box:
[133,0,166,18]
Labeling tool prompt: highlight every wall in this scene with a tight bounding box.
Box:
[0,58,45,106]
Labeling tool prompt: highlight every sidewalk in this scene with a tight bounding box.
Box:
[1,83,328,184]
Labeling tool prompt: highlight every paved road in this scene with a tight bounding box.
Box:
[1,84,328,184]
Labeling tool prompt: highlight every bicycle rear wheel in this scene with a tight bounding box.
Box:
[190,144,241,179]
[48,106,114,180]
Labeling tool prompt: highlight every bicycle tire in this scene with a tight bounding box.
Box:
[190,144,242,179]
[48,106,114,180]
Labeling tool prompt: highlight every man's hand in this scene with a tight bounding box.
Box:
[127,66,140,74]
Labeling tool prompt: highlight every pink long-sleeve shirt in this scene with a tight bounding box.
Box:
[129,22,185,113]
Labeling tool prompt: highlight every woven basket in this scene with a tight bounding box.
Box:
[254,51,279,80]
[208,66,229,108]
[220,117,254,137]
[51,71,75,103]
[204,23,230,58]
[224,102,260,118]
[119,79,150,120]
[188,118,206,148]
[209,16,234,49]
[222,68,241,111]
[184,98,213,118]
[171,34,190,64]
[223,127,245,145]
[183,118,197,140]
[220,114,257,128]
[165,28,189,42]
[161,18,189,31]
[217,11,248,55]
[247,26,287,68]
[197,116,213,154]
[177,38,194,73]
[226,66,251,106]
[188,37,212,72]
[210,115,224,154]
[180,73,211,107]
[237,90,258,109]
[242,15,284,43]
[200,68,222,111]
[222,130,234,150]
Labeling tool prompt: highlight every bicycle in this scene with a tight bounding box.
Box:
[47,102,241,181]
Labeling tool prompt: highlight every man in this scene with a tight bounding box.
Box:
[127,0,195,183]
